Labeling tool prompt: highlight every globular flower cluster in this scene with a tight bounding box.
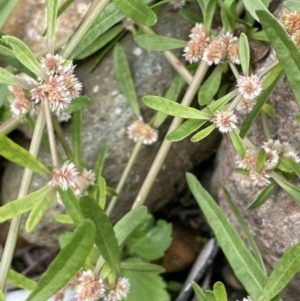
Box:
[183,24,240,65]
[281,11,300,48]
[74,270,130,301]
[235,139,300,188]
[30,53,82,118]
[127,117,158,145]
[212,110,238,133]
[50,161,95,201]
[169,0,186,9]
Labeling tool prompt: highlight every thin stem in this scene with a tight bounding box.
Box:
[106,139,143,217]
[44,97,59,167]
[52,116,75,162]
[227,93,242,111]
[132,61,209,209]
[258,60,280,78]
[0,107,46,290]
[61,0,110,59]
[260,111,271,140]
[229,62,240,80]
[138,25,193,85]
[0,117,20,135]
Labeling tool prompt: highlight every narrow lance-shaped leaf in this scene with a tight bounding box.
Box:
[134,35,187,52]
[179,8,203,24]
[247,181,278,210]
[258,242,300,301]
[186,173,283,301]
[284,0,300,12]
[262,103,275,116]
[191,124,215,142]
[26,196,52,232]
[98,176,107,208]
[213,282,227,301]
[0,290,4,301]
[47,0,59,53]
[205,291,217,301]
[113,0,157,26]
[204,0,217,31]
[63,96,91,114]
[0,0,19,29]
[239,33,250,75]
[8,268,37,290]
[114,43,140,117]
[257,10,300,108]
[198,64,223,105]
[256,148,267,172]
[26,220,95,301]
[0,66,21,86]
[72,110,82,167]
[143,95,212,120]
[243,0,268,21]
[0,133,50,175]
[93,146,107,183]
[79,196,120,272]
[0,186,52,223]
[229,130,247,158]
[121,261,165,273]
[2,36,42,76]
[192,282,208,301]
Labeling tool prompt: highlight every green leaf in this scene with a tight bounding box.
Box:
[8,269,37,290]
[221,0,236,32]
[121,269,169,301]
[276,157,293,173]
[113,43,140,117]
[2,36,42,76]
[205,291,217,301]
[286,158,300,178]
[26,220,95,301]
[93,146,107,183]
[76,25,124,59]
[0,66,20,86]
[0,133,51,178]
[296,113,300,124]
[229,130,246,158]
[284,1,300,12]
[271,172,300,206]
[113,0,157,26]
[47,0,58,51]
[243,0,268,21]
[198,65,223,105]
[134,34,186,51]
[0,186,52,223]
[213,282,227,301]
[239,33,250,75]
[58,188,83,226]
[121,260,165,273]
[0,0,20,29]
[25,197,52,232]
[257,10,300,108]
[126,219,172,261]
[98,176,107,208]
[256,148,267,172]
[63,96,91,113]
[192,281,208,301]
[262,103,275,116]
[0,290,4,301]
[223,188,267,274]
[240,64,283,138]
[204,0,217,31]
[179,8,203,24]
[153,74,184,128]
[167,119,206,142]
[208,89,239,113]
[70,3,124,59]
[79,196,120,272]
[143,95,211,120]
[186,173,282,301]
[191,124,216,142]
[197,0,209,14]
[0,82,7,107]
[247,181,278,210]
[54,214,73,224]
[72,110,82,166]
[114,206,148,245]
[258,242,300,301]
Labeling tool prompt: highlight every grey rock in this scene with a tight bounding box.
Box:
[2,4,221,246]
[211,2,300,300]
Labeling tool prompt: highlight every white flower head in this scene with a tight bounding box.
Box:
[250,170,270,187]
[203,38,226,65]
[237,74,263,100]
[41,53,65,75]
[170,0,186,10]
[212,110,238,133]
[236,97,256,113]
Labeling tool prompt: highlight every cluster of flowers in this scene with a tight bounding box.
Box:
[170,0,186,9]
[73,270,130,301]
[50,161,95,202]
[235,139,300,187]
[10,53,82,121]
[183,23,240,65]
[127,117,158,145]
[281,10,300,49]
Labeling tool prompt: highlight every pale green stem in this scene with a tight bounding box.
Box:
[260,111,271,140]
[258,60,280,78]
[138,25,193,85]
[0,117,20,135]
[0,107,46,290]
[229,62,240,79]
[132,61,209,209]
[61,0,110,59]
[44,97,59,167]
[106,139,143,217]
[52,116,75,162]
